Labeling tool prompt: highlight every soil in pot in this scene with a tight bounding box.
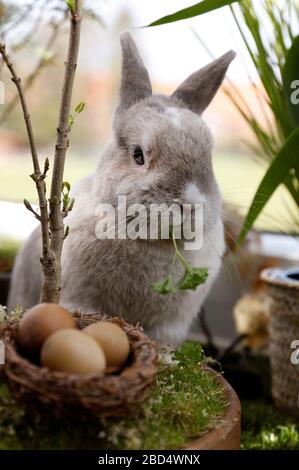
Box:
[0,341,240,450]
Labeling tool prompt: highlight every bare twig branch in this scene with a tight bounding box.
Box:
[11,6,44,54]
[1,0,41,38]
[43,157,50,177]
[0,42,52,289]
[43,0,82,303]
[0,1,83,305]
[0,16,66,124]
[24,199,41,221]
[0,44,37,172]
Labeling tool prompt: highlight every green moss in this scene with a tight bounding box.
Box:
[2,339,299,450]
[241,400,299,450]
[0,237,20,272]
[0,342,227,450]
[107,342,226,450]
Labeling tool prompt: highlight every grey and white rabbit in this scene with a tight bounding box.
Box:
[8,33,235,346]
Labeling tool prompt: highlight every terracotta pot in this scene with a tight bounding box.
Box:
[261,267,299,416]
[184,370,241,450]
[0,272,10,306]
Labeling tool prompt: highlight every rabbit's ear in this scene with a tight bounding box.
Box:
[118,32,152,111]
[171,51,236,115]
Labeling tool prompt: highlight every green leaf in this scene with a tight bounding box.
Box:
[239,126,299,243]
[178,267,209,291]
[69,102,85,129]
[152,228,209,295]
[62,181,71,193]
[146,0,242,27]
[68,197,75,212]
[64,225,70,239]
[62,182,71,211]
[283,36,299,126]
[151,276,177,295]
[75,101,85,114]
[66,0,75,12]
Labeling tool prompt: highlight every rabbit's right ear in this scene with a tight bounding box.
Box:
[117,32,152,112]
[171,51,236,115]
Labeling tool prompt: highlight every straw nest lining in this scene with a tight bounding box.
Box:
[1,313,158,419]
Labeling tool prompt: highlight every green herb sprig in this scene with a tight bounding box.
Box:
[68,101,85,129]
[151,230,208,295]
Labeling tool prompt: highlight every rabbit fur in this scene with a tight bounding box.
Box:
[8,33,235,346]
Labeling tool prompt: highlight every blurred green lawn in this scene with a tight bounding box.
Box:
[0,153,95,203]
[0,152,296,233]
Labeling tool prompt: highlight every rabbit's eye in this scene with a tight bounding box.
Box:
[132,146,144,166]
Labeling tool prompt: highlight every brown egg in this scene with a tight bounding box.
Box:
[83,322,130,371]
[41,329,106,375]
[18,303,76,354]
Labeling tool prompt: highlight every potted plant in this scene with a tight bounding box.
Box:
[0,0,241,449]
[148,0,299,414]
[259,268,299,415]
[225,0,299,415]
[0,341,240,450]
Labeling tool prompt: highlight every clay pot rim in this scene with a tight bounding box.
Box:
[260,267,299,290]
[184,368,241,450]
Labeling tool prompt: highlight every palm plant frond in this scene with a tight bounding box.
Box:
[193,0,299,237]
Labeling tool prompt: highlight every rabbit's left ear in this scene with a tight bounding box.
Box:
[172,51,236,115]
[118,32,152,111]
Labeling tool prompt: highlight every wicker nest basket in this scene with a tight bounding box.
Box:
[261,268,299,416]
[1,313,158,419]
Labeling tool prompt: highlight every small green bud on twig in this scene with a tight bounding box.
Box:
[68,197,75,212]
[64,225,70,239]
[44,157,50,175]
[66,0,75,12]
[75,101,85,114]
[69,100,85,129]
